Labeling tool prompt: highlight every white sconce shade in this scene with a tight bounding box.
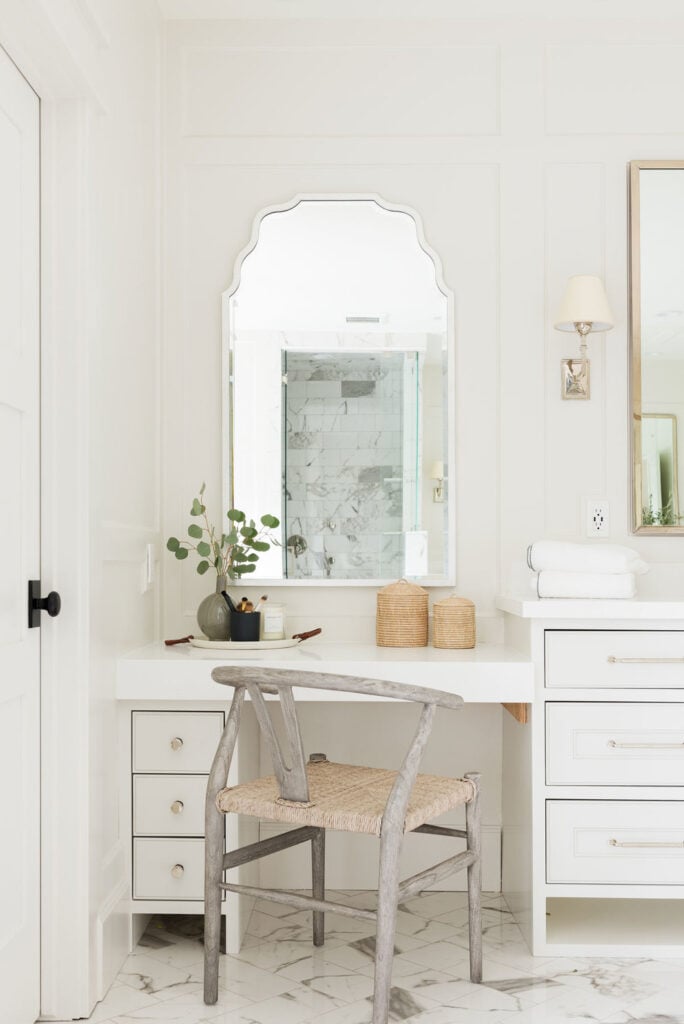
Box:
[553,275,614,333]
[429,460,444,480]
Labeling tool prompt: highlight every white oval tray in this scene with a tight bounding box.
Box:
[189,637,300,651]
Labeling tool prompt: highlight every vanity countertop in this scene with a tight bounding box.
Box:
[116,640,534,703]
[497,595,684,620]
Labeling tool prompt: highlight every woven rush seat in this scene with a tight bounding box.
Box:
[216,757,475,837]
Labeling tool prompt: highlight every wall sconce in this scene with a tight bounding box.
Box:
[554,275,614,400]
[430,461,444,503]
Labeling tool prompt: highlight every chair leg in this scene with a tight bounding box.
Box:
[204,805,225,1004]
[372,827,403,1024]
[311,827,325,946]
[465,770,483,984]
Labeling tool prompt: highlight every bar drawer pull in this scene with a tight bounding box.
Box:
[607,656,684,664]
[170,863,185,878]
[609,838,684,849]
[607,740,684,750]
[170,736,184,751]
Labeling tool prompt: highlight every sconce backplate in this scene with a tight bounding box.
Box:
[561,357,590,400]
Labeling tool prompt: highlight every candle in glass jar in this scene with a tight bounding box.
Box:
[261,603,285,640]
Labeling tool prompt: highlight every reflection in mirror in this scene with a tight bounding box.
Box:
[641,414,679,526]
[224,198,452,581]
[631,162,684,531]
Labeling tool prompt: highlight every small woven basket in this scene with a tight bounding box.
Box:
[432,595,476,649]
[376,579,428,648]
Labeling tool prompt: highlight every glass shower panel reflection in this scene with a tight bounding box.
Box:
[283,351,415,579]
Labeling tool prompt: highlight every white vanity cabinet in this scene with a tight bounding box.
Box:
[119,700,262,952]
[500,598,684,958]
[131,711,224,902]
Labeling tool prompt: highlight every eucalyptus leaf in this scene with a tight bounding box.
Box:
[197,541,211,557]
[234,563,256,574]
[191,498,205,516]
[199,482,206,496]
[231,549,248,562]
[251,540,270,552]
[227,509,245,522]
[246,553,259,561]
[166,537,180,552]
[226,529,239,545]
[240,526,257,539]
[196,560,210,574]
[260,514,280,528]
[175,547,189,560]
[188,524,203,539]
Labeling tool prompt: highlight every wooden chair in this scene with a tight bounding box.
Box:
[203,666,482,1024]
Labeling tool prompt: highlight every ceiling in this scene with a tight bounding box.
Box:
[157,0,684,20]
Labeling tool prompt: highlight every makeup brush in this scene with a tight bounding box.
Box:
[255,595,268,612]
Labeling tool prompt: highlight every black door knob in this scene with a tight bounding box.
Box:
[28,581,62,628]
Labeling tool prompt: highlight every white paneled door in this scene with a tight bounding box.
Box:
[0,46,40,1024]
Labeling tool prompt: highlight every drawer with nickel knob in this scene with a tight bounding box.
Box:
[133,775,208,835]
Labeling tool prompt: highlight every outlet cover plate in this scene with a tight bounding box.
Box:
[585,499,610,536]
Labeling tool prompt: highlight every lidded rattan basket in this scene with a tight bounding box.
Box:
[376,579,428,648]
[432,595,476,649]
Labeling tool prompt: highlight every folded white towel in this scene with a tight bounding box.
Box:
[527,541,648,576]
[532,571,636,600]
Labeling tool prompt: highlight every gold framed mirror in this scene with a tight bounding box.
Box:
[630,160,684,533]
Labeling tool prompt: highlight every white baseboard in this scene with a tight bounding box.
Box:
[258,822,501,893]
[95,876,129,1004]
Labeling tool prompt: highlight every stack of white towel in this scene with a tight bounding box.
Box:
[527,541,649,599]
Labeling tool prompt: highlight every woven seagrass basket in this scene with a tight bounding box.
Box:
[376,579,428,648]
[432,595,476,649]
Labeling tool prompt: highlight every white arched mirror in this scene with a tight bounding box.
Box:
[223,196,454,583]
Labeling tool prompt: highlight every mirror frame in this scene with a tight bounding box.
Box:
[221,193,457,585]
[629,159,684,534]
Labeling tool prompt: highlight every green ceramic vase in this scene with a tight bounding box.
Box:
[197,574,230,640]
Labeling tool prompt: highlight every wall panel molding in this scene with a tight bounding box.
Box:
[180,43,500,139]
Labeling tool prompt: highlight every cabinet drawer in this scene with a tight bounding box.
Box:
[133,775,208,836]
[546,630,684,689]
[133,838,212,900]
[546,703,684,786]
[132,711,224,773]
[547,800,684,884]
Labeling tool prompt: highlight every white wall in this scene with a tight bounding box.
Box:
[86,2,161,1004]
[0,0,162,1013]
[162,12,684,629]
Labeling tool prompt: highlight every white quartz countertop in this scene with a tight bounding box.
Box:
[497,595,684,620]
[116,640,534,703]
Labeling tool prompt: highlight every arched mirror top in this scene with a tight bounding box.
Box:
[223,195,455,584]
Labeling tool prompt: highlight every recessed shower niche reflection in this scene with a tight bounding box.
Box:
[225,198,452,581]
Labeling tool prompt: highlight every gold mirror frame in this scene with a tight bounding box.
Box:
[630,159,684,534]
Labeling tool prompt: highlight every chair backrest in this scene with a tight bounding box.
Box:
[211,666,465,804]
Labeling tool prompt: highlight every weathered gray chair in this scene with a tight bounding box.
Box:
[204,666,482,1024]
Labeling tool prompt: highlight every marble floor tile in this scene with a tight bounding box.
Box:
[76,900,684,1024]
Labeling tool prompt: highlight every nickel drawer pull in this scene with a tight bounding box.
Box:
[608,740,684,750]
[607,656,684,664]
[609,838,684,849]
[170,800,185,814]
[171,863,185,878]
[170,736,184,751]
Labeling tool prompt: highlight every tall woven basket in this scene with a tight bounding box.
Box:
[433,595,476,649]
[376,579,428,648]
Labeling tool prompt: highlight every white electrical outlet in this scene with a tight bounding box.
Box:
[586,499,610,537]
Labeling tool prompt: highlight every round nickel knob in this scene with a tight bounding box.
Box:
[170,800,184,815]
[171,864,184,879]
[170,737,184,751]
